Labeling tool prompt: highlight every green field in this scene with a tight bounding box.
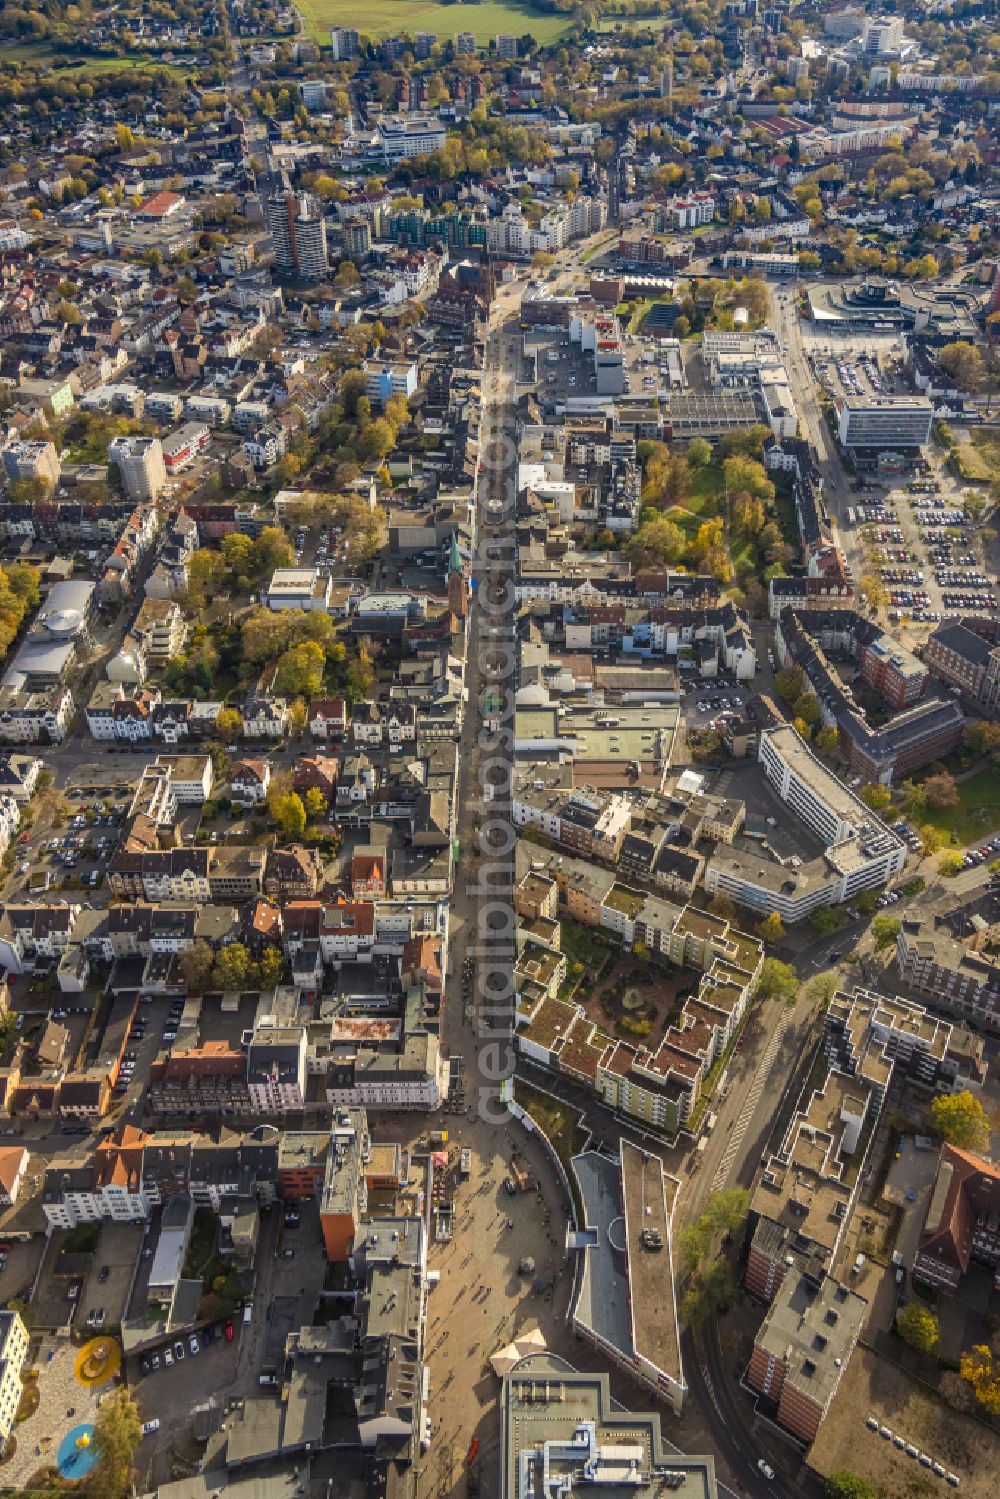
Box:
[921,764,1000,844]
[296,0,574,45]
[3,39,194,75]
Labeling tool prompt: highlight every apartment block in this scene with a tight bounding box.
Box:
[747,1272,866,1444]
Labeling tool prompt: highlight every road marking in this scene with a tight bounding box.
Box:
[711,1012,790,1193]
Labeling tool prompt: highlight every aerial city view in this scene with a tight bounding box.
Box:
[0,0,999,1496]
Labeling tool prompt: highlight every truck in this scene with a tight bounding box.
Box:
[429,1130,448,1147]
[460,1149,472,1178]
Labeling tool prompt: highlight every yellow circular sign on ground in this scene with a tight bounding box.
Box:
[74,1337,121,1387]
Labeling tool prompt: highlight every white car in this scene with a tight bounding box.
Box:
[142,1419,160,1435]
[757,1459,775,1481]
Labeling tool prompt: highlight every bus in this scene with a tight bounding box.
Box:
[846,507,856,526]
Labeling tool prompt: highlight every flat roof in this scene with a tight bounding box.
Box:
[572,1150,632,1363]
[621,1140,682,1386]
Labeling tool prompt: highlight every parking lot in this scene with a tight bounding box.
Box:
[2,782,130,903]
[680,674,750,729]
[77,1220,143,1334]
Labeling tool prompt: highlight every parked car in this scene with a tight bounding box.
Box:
[142,1419,160,1435]
[189,1335,200,1356]
[224,1321,234,1342]
[173,1341,184,1361]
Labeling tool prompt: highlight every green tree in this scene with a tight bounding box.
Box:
[258,946,285,989]
[706,1188,749,1236]
[687,437,712,468]
[708,891,735,921]
[897,1301,939,1355]
[89,1387,141,1499]
[303,786,327,823]
[809,906,842,936]
[923,771,958,811]
[803,969,841,1007]
[792,691,821,728]
[221,532,255,577]
[938,340,985,393]
[774,666,804,702]
[965,720,1000,758]
[254,526,294,572]
[815,725,840,756]
[938,851,965,877]
[625,516,687,568]
[826,1474,878,1499]
[918,823,943,858]
[901,779,928,817]
[678,1219,712,1274]
[870,914,901,950]
[960,1344,1000,1415]
[288,698,308,737]
[930,1089,990,1153]
[756,956,797,1002]
[211,942,253,992]
[274,641,325,698]
[757,912,786,946]
[216,708,243,745]
[270,791,306,839]
[860,783,893,816]
[179,941,214,995]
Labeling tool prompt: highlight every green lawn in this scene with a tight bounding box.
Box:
[4,40,194,75]
[688,464,724,510]
[772,471,800,551]
[296,0,573,44]
[596,12,675,29]
[666,505,703,544]
[561,919,612,969]
[919,765,1000,844]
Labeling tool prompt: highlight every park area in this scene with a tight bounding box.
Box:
[629,435,800,601]
[295,0,574,44]
[918,764,1000,844]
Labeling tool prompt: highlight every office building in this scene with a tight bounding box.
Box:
[501,1356,717,1499]
[706,726,906,922]
[837,398,932,450]
[377,115,447,162]
[330,26,359,59]
[862,16,904,54]
[107,435,167,502]
[265,191,329,281]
